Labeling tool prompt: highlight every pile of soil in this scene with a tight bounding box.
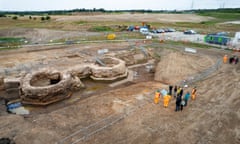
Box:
[154,51,215,84]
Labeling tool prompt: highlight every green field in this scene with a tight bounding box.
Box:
[0,37,25,47]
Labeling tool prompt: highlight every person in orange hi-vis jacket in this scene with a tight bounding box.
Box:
[223,55,228,64]
[163,94,171,108]
[154,90,160,104]
[191,87,197,100]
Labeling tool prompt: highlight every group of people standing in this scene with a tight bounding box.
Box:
[223,55,239,64]
[154,85,197,112]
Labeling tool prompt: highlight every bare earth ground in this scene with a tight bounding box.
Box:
[0,13,213,44]
[54,13,214,23]
[154,51,217,84]
[0,28,101,44]
[0,13,239,144]
[0,43,239,144]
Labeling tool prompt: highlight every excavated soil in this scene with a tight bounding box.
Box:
[0,42,239,144]
[154,51,217,84]
[0,13,239,144]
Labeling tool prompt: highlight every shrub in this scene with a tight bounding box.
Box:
[90,26,113,32]
[0,14,6,17]
[41,16,45,21]
[46,16,51,20]
[12,16,18,20]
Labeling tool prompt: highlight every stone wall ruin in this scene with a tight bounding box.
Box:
[3,57,128,105]
[20,69,74,105]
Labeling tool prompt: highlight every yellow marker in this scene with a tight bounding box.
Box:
[107,34,116,40]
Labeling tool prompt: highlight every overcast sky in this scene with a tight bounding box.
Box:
[0,0,239,11]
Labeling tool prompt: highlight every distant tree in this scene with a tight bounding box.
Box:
[12,16,18,20]
[0,14,6,17]
[41,16,45,21]
[46,15,51,20]
[98,8,105,12]
[29,16,32,19]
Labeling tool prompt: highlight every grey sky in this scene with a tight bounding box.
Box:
[0,0,239,11]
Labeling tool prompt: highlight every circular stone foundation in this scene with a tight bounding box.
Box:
[30,72,61,87]
[20,69,73,105]
[90,57,128,80]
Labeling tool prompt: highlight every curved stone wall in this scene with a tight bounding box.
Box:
[20,69,74,105]
[67,57,128,81]
[19,57,128,105]
[90,57,127,80]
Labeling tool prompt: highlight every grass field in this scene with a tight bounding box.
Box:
[0,37,25,47]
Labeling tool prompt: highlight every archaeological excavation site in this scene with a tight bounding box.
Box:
[0,12,240,144]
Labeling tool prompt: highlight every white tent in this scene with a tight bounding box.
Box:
[231,32,240,51]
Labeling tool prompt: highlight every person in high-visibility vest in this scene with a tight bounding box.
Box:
[163,94,171,108]
[191,87,197,100]
[154,90,160,104]
[223,55,228,64]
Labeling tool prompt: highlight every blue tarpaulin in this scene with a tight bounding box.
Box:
[160,89,168,96]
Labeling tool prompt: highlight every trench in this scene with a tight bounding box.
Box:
[20,64,155,115]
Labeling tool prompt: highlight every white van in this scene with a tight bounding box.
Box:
[140,28,149,35]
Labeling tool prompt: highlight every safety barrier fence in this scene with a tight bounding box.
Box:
[143,42,223,86]
[57,93,153,144]
[178,58,222,86]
